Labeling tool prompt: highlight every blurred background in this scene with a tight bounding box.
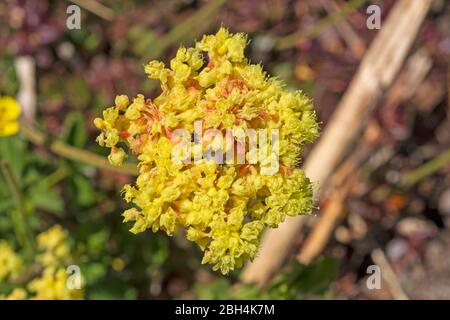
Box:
[0,0,449,299]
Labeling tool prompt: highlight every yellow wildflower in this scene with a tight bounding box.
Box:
[0,241,23,281]
[1,288,27,300]
[36,224,70,267]
[0,96,21,136]
[112,257,126,272]
[94,28,319,274]
[0,225,84,300]
[28,267,82,300]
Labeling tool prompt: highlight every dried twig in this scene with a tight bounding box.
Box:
[69,0,115,21]
[276,0,366,50]
[319,0,366,58]
[384,49,432,106]
[297,133,376,264]
[371,248,409,300]
[297,181,351,265]
[21,125,138,176]
[240,0,432,286]
[15,56,36,124]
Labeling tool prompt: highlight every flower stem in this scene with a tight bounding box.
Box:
[20,124,139,176]
[401,148,450,187]
[0,160,36,255]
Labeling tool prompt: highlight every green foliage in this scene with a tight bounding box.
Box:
[196,257,338,300]
[0,56,19,96]
[268,257,338,299]
[0,131,171,299]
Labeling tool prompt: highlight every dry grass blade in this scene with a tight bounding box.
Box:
[21,125,139,176]
[371,248,409,300]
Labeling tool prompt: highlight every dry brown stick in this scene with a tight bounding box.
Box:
[324,121,381,192]
[69,0,115,21]
[371,248,409,300]
[21,125,138,176]
[445,57,450,128]
[319,0,366,58]
[298,120,380,261]
[297,50,432,264]
[297,180,352,265]
[384,49,432,106]
[240,0,431,286]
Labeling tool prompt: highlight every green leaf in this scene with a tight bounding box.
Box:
[0,55,19,95]
[87,229,109,255]
[83,262,107,284]
[0,135,29,180]
[61,112,88,148]
[268,256,338,299]
[29,186,64,214]
[196,278,232,300]
[72,173,96,206]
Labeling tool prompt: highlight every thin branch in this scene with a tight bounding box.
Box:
[319,0,367,59]
[371,248,409,300]
[20,124,139,176]
[15,56,36,124]
[296,137,374,264]
[69,0,115,21]
[401,148,450,187]
[297,183,350,265]
[276,0,366,50]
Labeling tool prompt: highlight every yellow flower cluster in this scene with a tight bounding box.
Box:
[36,224,71,267]
[0,225,83,300]
[0,241,23,281]
[27,266,82,300]
[0,96,21,137]
[94,28,319,274]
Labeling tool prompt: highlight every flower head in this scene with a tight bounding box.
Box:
[94,28,319,274]
[0,96,21,137]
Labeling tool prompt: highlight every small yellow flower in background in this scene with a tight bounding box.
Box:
[94,28,319,274]
[112,257,126,272]
[36,224,70,267]
[0,240,23,281]
[0,96,21,137]
[2,288,27,300]
[28,267,82,300]
[0,225,84,300]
